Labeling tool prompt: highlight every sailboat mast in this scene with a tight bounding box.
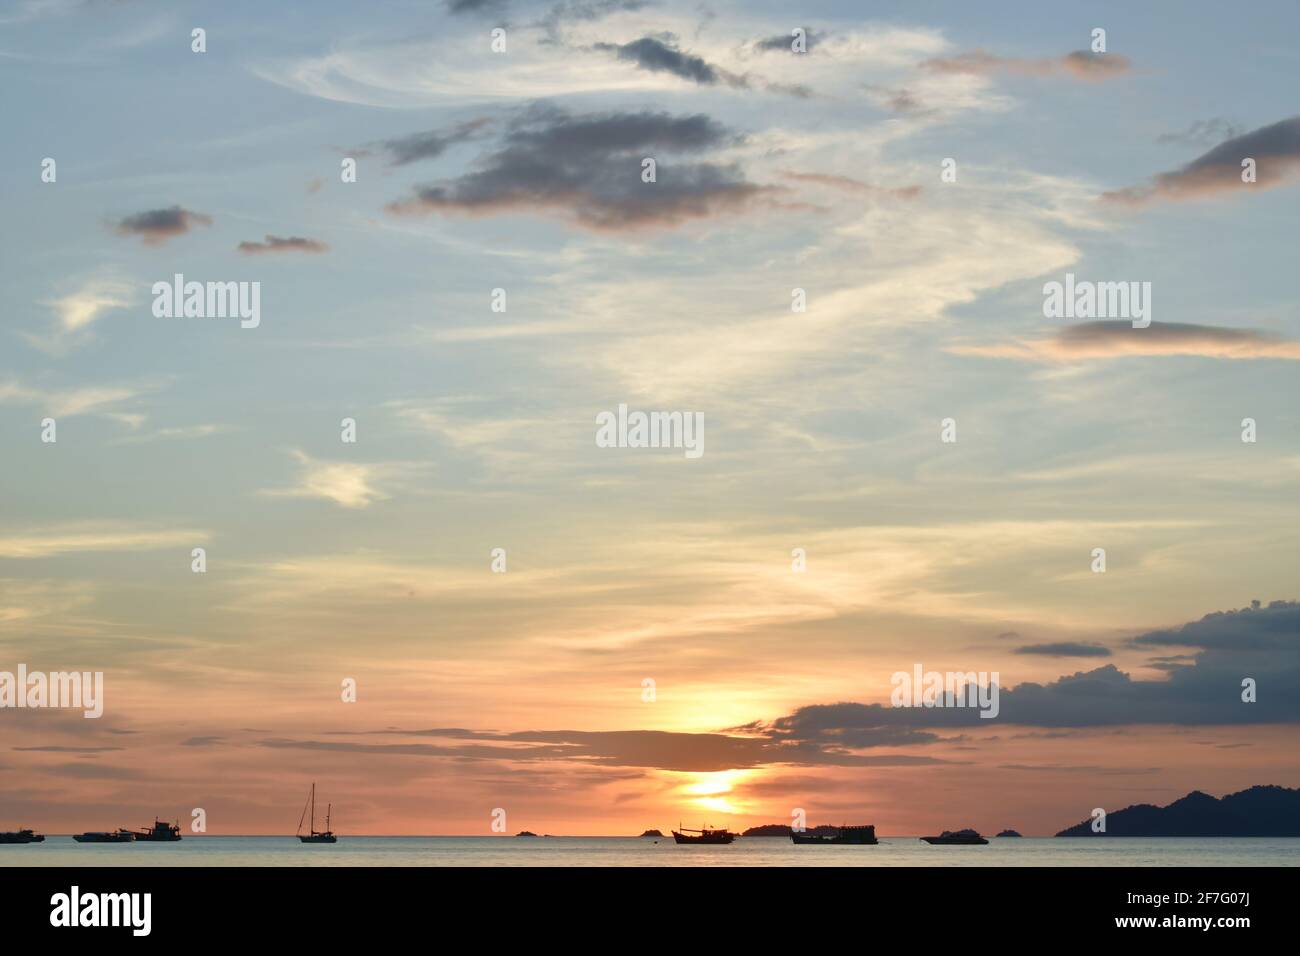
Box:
[310,783,316,833]
[326,804,331,832]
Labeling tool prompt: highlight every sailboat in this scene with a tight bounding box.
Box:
[296,783,338,843]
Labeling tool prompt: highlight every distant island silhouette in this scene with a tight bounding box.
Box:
[1056,785,1300,836]
[996,830,1023,837]
[639,829,664,838]
[515,830,538,837]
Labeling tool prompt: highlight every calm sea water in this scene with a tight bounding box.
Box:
[3,836,1296,866]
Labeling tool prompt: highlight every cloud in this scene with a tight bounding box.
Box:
[780,170,921,199]
[1157,118,1243,148]
[922,49,1130,81]
[260,450,398,509]
[113,205,212,245]
[1131,600,1298,652]
[951,321,1300,362]
[372,118,492,166]
[753,30,818,53]
[0,379,155,419]
[385,105,777,231]
[41,278,132,333]
[445,0,507,12]
[594,35,737,87]
[237,235,329,255]
[0,523,208,559]
[760,601,1300,733]
[263,727,952,773]
[1013,642,1112,657]
[1102,116,1300,206]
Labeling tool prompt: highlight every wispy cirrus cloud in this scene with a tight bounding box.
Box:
[1102,115,1300,206]
[0,379,156,419]
[0,523,208,559]
[922,49,1131,81]
[112,205,212,246]
[1014,642,1113,658]
[951,321,1300,362]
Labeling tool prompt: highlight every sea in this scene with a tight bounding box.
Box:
[3,836,1297,866]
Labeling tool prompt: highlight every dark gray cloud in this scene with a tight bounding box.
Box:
[763,602,1300,734]
[1014,642,1112,658]
[181,735,225,747]
[445,0,507,13]
[113,206,212,246]
[375,119,492,166]
[264,727,951,773]
[1157,118,1244,148]
[595,35,733,86]
[386,106,777,231]
[1131,601,1298,651]
[236,235,329,255]
[1103,115,1300,205]
[753,29,817,53]
[12,745,124,753]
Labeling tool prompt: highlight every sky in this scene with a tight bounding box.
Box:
[1,0,1298,838]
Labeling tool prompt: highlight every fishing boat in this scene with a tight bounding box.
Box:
[132,819,182,842]
[297,783,337,843]
[921,828,988,845]
[672,824,735,845]
[73,830,135,843]
[791,824,878,845]
[0,828,45,844]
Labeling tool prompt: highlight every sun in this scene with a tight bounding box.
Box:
[680,770,751,815]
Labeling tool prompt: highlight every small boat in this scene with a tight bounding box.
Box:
[297,783,337,843]
[132,819,182,842]
[921,828,988,845]
[791,824,878,845]
[0,828,45,844]
[73,830,135,843]
[672,824,735,845]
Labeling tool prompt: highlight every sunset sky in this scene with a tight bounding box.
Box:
[1,0,1298,837]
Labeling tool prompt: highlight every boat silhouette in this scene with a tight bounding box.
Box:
[921,828,988,845]
[132,819,182,842]
[791,824,878,845]
[297,783,337,843]
[73,830,135,843]
[672,824,735,845]
[0,828,44,844]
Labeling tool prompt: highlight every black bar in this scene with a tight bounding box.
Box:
[0,865,1281,941]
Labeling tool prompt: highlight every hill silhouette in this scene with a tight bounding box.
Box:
[1056,785,1300,836]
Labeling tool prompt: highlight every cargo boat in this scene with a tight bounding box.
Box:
[133,819,182,842]
[921,828,988,845]
[0,828,45,844]
[73,830,135,843]
[791,824,878,845]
